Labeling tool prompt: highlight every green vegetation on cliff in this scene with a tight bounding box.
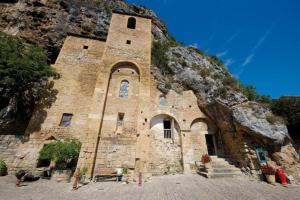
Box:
[271,97,300,140]
[152,40,272,104]
[0,32,56,119]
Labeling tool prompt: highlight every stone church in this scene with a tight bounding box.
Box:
[23,12,225,179]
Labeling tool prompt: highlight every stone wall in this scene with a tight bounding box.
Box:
[93,66,140,174]
[1,12,221,179]
[2,35,107,172]
[148,115,183,175]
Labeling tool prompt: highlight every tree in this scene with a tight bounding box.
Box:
[0,32,56,121]
[271,97,300,140]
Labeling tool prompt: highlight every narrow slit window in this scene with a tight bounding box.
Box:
[60,113,73,127]
[83,45,89,49]
[117,113,125,127]
[119,80,129,98]
[126,40,131,44]
[163,120,172,139]
[127,17,136,29]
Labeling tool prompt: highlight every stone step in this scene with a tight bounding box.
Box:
[206,168,242,173]
[211,163,236,169]
[199,156,244,179]
[211,158,236,164]
[199,171,243,179]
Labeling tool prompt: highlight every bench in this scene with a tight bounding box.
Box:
[93,169,122,182]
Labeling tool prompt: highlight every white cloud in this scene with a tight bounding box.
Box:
[236,22,277,77]
[252,25,274,51]
[216,50,229,58]
[224,58,235,66]
[242,53,255,67]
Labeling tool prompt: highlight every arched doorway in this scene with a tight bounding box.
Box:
[149,114,183,175]
[190,118,223,156]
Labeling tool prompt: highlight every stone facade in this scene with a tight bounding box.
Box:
[0,12,233,179]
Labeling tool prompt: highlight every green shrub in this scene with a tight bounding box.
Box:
[266,113,286,125]
[271,97,300,139]
[239,84,272,104]
[222,75,239,89]
[39,139,81,170]
[212,73,222,80]
[200,68,212,79]
[122,167,128,175]
[208,55,224,67]
[256,95,272,104]
[214,87,227,98]
[272,97,300,128]
[168,35,181,47]
[240,85,258,101]
[78,167,88,177]
[152,41,173,75]
[188,46,205,56]
[191,63,200,70]
[0,160,7,176]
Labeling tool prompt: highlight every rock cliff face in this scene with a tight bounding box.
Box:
[0,0,299,179]
[154,46,289,145]
[0,0,168,62]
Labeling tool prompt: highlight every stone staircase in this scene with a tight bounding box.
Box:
[199,156,244,179]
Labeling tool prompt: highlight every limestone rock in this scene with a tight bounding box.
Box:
[272,144,300,182]
[154,46,289,144]
[232,103,289,144]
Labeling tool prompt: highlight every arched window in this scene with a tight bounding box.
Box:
[159,95,166,106]
[119,80,129,98]
[127,17,136,29]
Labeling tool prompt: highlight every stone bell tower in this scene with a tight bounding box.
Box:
[76,12,152,178]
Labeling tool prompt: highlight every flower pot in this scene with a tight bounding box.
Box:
[265,175,276,184]
[122,174,129,183]
[79,175,87,184]
[204,162,211,169]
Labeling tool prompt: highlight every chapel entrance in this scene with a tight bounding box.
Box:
[205,134,216,155]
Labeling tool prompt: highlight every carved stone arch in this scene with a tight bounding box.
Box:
[110,61,141,76]
[190,118,217,135]
[150,114,181,133]
[149,111,182,129]
[190,118,208,135]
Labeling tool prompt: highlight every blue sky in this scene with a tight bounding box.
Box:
[127,0,300,98]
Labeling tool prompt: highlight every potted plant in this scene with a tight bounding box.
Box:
[121,166,129,183]
[261,165,276,184]
[78,167,88,184]
[38,139,81,182]
[201,154,212,169]
[0,160,7,176]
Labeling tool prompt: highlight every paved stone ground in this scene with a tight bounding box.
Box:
[0,174,299,200]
